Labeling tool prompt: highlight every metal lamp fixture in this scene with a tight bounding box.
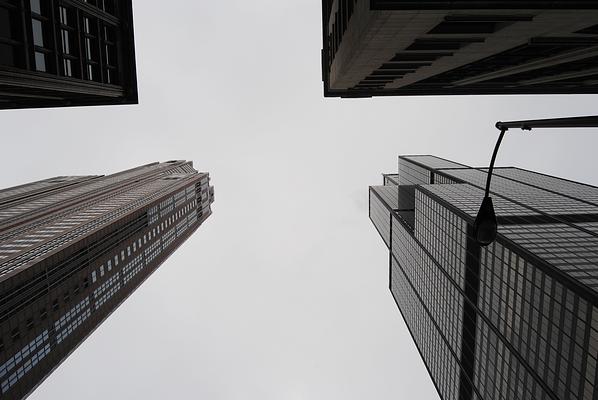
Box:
[473,115,598,247]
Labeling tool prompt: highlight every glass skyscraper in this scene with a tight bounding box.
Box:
[370,155,598,400]
[0,161,213,400]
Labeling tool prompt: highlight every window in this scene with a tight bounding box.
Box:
[58,6,80,78]
[30,0,40,14]
[84,0,115,15]
[31,19,43,46]
[34,49,46,71]
[82,15,100,81]
[0,4,24,67]
[30,0,55,73]
[102,25,118,84]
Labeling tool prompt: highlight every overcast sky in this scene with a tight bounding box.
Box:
[2,1,598,399]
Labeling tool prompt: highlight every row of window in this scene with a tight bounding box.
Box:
[445,168,598,216]
[478,240,597,400]
[390,256,463,400]
[0,163,157,233]
[415,189,468,289]
[188,209,198,226]
[0,176,79,204]
[0,0,120,83]
[0,172,204,329]
[369,188,393,247]
[0,329,49,394]
[501,223,598,288]
[401,156,466,171]
[326,0,357,67]
[0,342,50,394]
[492,167,598,207]
[174,189,186,207]
[392,214,465,362]
[54,297,90,332]
[56,308,91,344]
[123,255,144,285]
[423,182,535,220]
[398,159,431,186]
[474,317,551,400]
[353,13,529,91]
[0,175,191,275]
[0,193,200,394]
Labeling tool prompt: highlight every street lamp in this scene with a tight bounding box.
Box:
[473,115,598,247]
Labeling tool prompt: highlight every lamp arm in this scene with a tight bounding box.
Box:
[484,128,507,198]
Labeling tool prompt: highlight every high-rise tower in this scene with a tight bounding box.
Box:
[0,161,214,399]
[0,0,137,109]
[370,155,598,400]
[322,1,598,97]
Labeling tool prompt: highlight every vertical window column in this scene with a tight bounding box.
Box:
[29,0,55,73]
[0,1,24,67]
[82,15,99,81]
[58,5,79,78]
[102,24,117,84]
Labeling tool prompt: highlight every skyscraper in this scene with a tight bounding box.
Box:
[322,1,598,97]
[370,155,598,400]
[0,0,137,109]
[0,161,214,400]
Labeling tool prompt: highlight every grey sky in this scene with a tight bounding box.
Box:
[2,1,598,399]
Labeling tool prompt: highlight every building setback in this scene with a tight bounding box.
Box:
[322,1,598,97]
[0,0,137,109]
[370,155,598,400]
[0,161,214,400]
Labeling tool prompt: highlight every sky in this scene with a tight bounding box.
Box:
[2,1,598,399]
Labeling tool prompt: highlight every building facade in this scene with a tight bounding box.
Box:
[0,0,137,109]
[0,161,214,399]
[322,1,598,97]
[370,155,598,400]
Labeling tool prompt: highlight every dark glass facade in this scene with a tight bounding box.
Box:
[369,155,598,400]
[0,0,137,109]
[0,161,214,399]
[322,1,598,97]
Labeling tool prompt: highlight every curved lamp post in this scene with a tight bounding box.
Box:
[473,115,598,246]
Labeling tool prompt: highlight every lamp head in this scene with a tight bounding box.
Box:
[473,196,497,246]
